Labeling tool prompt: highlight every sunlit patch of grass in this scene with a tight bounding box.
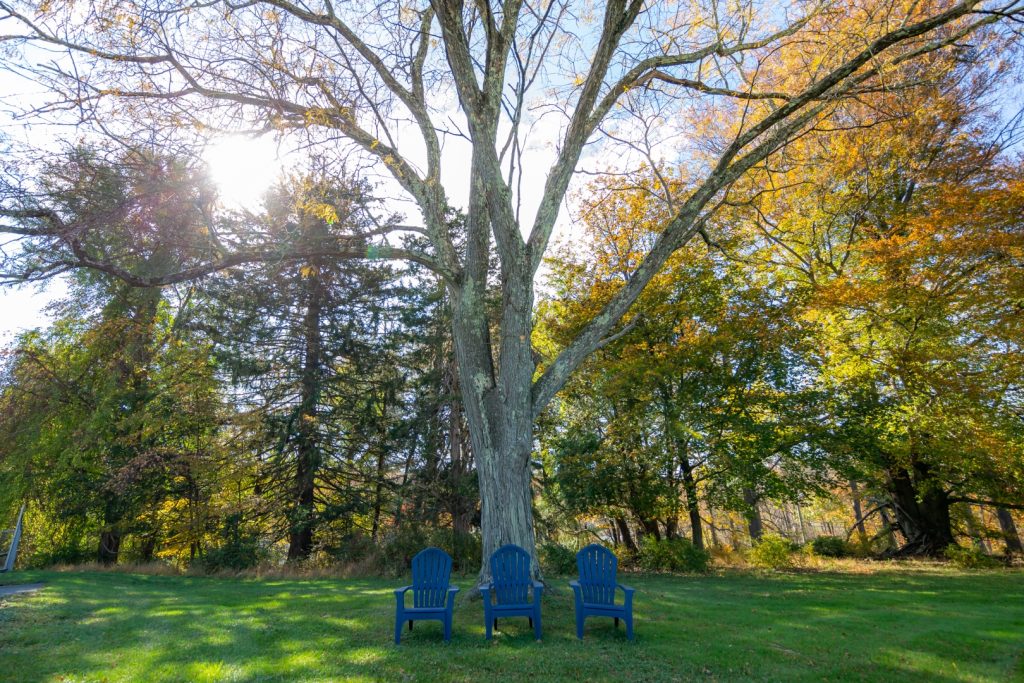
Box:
[1,566,1022,682]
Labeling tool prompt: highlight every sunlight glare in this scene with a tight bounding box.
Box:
[203,136,283,209]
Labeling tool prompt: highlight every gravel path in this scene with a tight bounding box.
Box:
[0,582,44,597]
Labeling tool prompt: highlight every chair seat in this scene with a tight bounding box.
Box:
[579,602,628,616]
[402,605,451,615]
[487,602,536,616]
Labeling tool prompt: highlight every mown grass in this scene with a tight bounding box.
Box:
[1,565,1022,682]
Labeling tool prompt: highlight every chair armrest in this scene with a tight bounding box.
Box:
[394,585,411,609]
[618,583,635,609]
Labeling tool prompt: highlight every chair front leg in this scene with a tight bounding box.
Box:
[621,585,635,641]
[481,586,493,640]
[570,581,584,640]
[444,586,459,643]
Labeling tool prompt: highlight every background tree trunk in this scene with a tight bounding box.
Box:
[744,489,763,542]
[996,508,1022,554]
[615,517,638,553]
[850,481,869,544]
[288,259,325,561]
[680,456,704,550]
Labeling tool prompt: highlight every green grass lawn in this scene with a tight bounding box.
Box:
[1,566,1022,682]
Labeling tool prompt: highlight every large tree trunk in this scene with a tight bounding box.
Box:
[474,434,536,577]
[451,246,539,581]
[887,462,954,557]
[996,508,1022,554]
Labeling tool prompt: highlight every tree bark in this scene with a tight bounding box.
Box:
[996,507,1023,554]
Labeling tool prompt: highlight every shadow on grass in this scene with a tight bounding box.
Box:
[0,569,1021,682]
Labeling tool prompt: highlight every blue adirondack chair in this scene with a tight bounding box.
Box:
[479,544,543,640]
[570,544,635,640]
[394,547,459,644]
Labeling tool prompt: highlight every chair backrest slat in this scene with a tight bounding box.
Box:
[490,544,531,604]
[576,544,617,605]
[411,547,453,608]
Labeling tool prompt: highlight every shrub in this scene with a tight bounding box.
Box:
[375,526,429,576]
[638,536,710,573]
[540,542,577,575]
[376,526,482,575]
[944,544,1002,569]
[811,535,851,558]
[200,513,260,571]
[438,529,482,572]
[328,533,377,564]
[749,534,793,570]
